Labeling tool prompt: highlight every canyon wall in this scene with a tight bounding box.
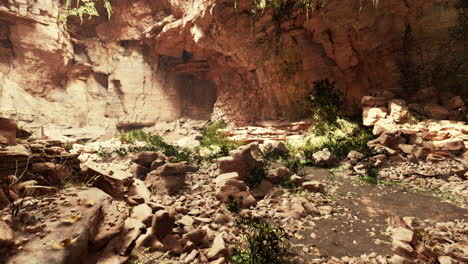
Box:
[0,0,459,132]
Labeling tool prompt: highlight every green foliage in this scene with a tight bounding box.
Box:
[197,121,243,161]
[98,130,193,162]
[398,2,468,99]
[246,163,268,187]
[301,119,374,160]
[308,79,344,135]
[60,0,113,25]
[227,195,243,214]
[284,155,305,176]
[358,165,381,184]
[231,217,290,264]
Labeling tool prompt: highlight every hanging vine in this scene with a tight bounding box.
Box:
[59,0,113,25]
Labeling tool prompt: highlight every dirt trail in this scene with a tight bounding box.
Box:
[295,168,468,258]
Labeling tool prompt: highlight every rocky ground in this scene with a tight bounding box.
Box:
[1,111,467,264]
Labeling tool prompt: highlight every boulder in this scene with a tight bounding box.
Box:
[266,167,291,184]
[218,143,263,180]
[302,181,325,193]
[8,188,113,264]
[151,210,175,239]
[361,96,386,107]
[83,162,134,199]
[250,179,273,198]
[130,203,153,226]
[206,233,228,260]
[433,138,465,152]
[312,148,338,167]
[214,175,256,208]
[373,118,398,136]
[347,151,365,162]
[417,87,438,104]
[0,220,14,255]
[262,140,289,157]
[145,163,197,195]
[131,163,148,180]
[150,159,165,171]
[443,96,464,110]
[388,99,408,123]
[0,118,17,145]
[30,162,73,186]
[131,152,160,167]
[380,134,406,149]
[363,107,387,126]
[423,104,449,120]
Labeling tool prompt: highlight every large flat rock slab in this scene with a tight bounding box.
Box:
[1,187,114,264]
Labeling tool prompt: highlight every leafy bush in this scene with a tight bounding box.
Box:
[231,217,290,264]
[301,119,374,160]
[197,121,243,161]
[308,79,344,135]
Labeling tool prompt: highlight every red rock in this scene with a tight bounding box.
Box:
[388,99,408,123]
[361,96,386,107]
[151,210,175,239]
[363,107,388,126]
[380,134,406,149]
[373,118,398,136]
[443,96,464,110]
[218,143,262,180]
[131,152,160,167]
[0,118,17,146]
[433,138,465,152]
[423,104,449,120]
[417,87,439,104]
[302,181,325,193]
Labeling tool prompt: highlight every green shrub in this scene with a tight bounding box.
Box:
[227,195,243,214]
[231,217,290,264]
[246,163,268,187]
[358,165,381,184]
[197,121,243,161]
[284,155,305,176]
[308,79,344,135]
[301,119,374,160]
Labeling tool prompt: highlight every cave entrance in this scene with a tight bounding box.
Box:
[174,73,217,120]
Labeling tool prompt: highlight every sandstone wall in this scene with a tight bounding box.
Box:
[0,0,459,130]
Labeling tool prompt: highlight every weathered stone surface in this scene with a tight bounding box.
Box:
[363,107,387,126]
[0,118,17,146]
[130,203,153,226]
[131,152,160,167]
[424,104,449,120]
[361,96,386,107]
[266,167,291,184]
[83,162,134,199]
[250,179,273,198]
[151,210,175,239]
[7,188,113,264]
[302,181,325,193]
[312,148,338,167]
[388,99,408,123]
[218,143,262,180]
[131,163,148,180]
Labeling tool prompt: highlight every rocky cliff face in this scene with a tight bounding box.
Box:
[0,0,458,131]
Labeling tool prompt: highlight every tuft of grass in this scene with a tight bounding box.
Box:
[231,217,291,264]
[99,130,193,162]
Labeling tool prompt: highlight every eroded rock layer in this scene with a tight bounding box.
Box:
[0,0,458,130]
